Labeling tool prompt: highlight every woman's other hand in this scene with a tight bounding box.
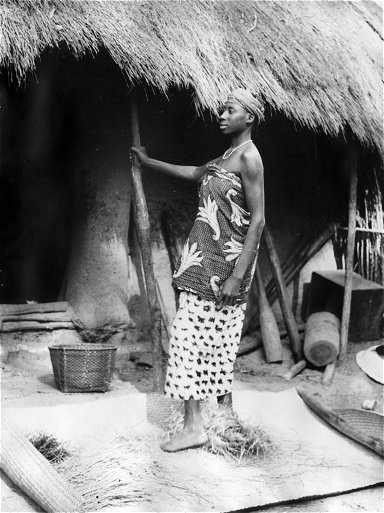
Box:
[216,275,241,307]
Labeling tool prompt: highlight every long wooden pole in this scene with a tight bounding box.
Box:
[255,264,283,362]
[339,147,358,359]
[129,94,163,392]
[263,225,303,362]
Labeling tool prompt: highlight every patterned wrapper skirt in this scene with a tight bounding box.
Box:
[164,291,246,401]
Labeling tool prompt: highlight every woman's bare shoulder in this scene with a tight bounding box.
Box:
[240,145,263,175]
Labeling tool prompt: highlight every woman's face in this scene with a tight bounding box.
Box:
[218,101,251,135]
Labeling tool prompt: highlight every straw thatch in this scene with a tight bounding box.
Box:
[0,0,383,153]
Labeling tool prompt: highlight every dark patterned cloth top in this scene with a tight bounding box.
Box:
[172,163,257,304]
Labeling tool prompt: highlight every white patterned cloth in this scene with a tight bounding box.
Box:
[164,291,246,401]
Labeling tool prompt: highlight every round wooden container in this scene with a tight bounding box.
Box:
[304,312,340,367]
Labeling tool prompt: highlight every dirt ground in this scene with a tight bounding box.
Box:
[1,335,383,512]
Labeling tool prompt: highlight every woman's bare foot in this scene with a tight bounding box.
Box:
[161,427,208,452]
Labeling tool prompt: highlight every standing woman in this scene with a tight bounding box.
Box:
[131,89,265,452]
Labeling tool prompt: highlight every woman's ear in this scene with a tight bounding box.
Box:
[246,112,255,125]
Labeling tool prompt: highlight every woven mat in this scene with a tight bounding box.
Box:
[3,389,383,512]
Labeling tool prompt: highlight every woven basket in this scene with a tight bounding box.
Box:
[49,344,117,393]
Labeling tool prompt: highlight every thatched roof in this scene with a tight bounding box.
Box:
[1,0,383,154]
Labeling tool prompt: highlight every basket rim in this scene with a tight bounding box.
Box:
[48,344,117,351]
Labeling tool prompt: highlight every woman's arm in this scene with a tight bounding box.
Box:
[131,147,220,182]
[217,149,265,307]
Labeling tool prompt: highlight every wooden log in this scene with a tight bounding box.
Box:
[0,302,70,316]
[297,388,384,457]
[255,264,283,362]
[263,225,303,361]
[340,148,358,359]
[2,312,72,323]
[130,94,163,392]
[304,312,340,367]
[282,359,307,380]
[323,360,337,385]
[2,321,74,332]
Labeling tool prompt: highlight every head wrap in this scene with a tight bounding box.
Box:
[226,88,264,120]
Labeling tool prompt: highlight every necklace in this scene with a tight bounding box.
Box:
[222,139,252,160]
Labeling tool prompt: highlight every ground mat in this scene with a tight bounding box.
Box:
[2,388,383,512]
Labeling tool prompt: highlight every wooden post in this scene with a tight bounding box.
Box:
[255,264,283,362]
[129,94,163,392]
[263,225,303,362]
[339,147,358,359]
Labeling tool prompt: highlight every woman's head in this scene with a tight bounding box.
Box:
[226,89,264,120]
[219,88,264,136]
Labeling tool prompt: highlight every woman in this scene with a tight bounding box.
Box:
[131,88,265,452]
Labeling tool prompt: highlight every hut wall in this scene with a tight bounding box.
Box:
[1,49,344,347]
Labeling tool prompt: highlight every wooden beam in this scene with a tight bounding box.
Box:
[1,302,70,316]
[255,264,283,363]
[263,225,303,362]
[2,312,72,323]
[129,94,163,392]
[340,147,358,359]
[2,321,74,332]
